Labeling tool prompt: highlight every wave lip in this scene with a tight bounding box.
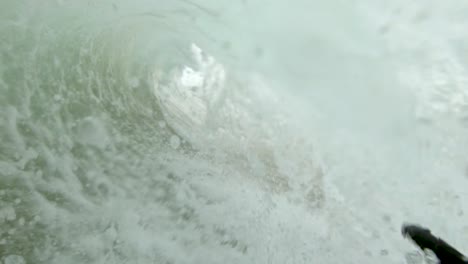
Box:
[153,43,226,144]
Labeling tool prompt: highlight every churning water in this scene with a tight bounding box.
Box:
[1,1,467,263]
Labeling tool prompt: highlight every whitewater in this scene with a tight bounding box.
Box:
[1,0,467,263]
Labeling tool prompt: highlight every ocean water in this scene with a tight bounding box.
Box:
[1,1,467,263]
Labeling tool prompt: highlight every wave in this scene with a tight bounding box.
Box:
[1,1,468,264]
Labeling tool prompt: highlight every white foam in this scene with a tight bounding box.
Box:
[75,116,110,149]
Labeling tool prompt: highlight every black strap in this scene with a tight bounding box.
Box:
[402,224,468,264]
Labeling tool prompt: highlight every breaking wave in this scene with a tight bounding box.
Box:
[1,1,467,263]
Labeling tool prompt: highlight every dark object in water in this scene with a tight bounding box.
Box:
[402,223,468,264]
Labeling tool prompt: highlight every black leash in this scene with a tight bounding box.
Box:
[402,224,468,264]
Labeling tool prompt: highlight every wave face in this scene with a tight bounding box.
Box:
[1,1,468,263]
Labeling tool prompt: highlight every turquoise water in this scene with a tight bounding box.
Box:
[1,1,468,263]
